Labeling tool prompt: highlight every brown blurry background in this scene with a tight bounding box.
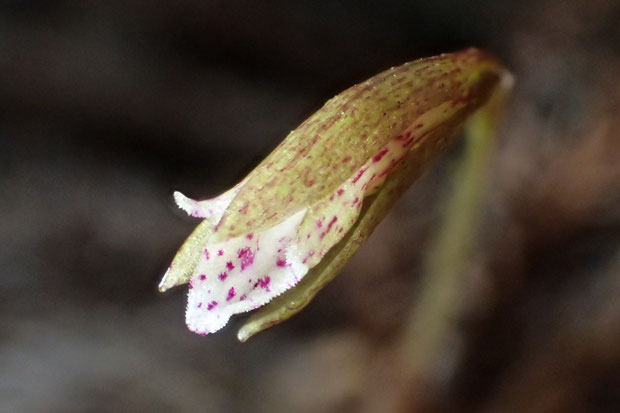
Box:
[1,1,619,412]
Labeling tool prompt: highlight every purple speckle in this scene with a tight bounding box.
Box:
[353,168,367,184]
[226,287,236,301]
[327,216,338,230]
[253,275,271,291]
[246,233,254,240]
[276,258,287,267]
[239,294,247,301]
[204,248,210,260]
[197,302,202,308]
[188,280,194,289]
[373,148,389,162]
[199,274,206,281]
[320,217,338,239]
[218,272,228,281]
[207,301,218,310]
[218,249,224,256]
[238,247,255,271]
[337,188,345,196]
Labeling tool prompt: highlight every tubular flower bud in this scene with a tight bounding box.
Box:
[159,48,508,338]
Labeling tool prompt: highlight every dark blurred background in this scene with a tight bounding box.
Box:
[1,1,619,412]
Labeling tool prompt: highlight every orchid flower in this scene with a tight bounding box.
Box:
[159,48,508,340]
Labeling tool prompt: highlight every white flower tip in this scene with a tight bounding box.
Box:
[186,307,231,335]
[173,191,196,216]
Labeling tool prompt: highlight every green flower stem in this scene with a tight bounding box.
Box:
[396,76,512,392]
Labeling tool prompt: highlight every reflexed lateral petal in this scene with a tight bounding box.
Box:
[174,178,248,219]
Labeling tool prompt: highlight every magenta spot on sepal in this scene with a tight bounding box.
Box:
[226,261,235,270]
[238,247,255,270]
[253,276,271,291]
[373,148,389,162]
[218,272,228,281]
[207,301,218,310]
[226,287,236,301]
[199,274,206,280]
[218,249,224,256]
[353,168,367,184]
[327,216,338,230]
